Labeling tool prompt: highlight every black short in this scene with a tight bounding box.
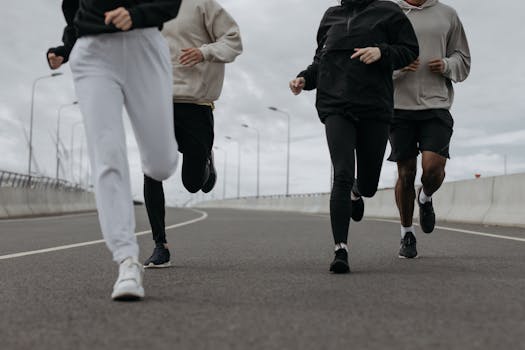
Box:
[388,109,453,162]
[173,103,214,155]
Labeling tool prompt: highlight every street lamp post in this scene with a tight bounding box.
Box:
[242,123,261,198]
[56,101,78,180]
[225,136,241,199]
[268,106,291,196]
[70,121,83,183]
[29,72,63,182]
[214,146,227,200]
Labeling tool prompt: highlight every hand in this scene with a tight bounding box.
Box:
[179,48,204,67]
[47,53,64,70]
[429,58,446,74]
[289,77,305,95]
[401,58,420,72]
[351,47,381,64]
[105,7,132,31]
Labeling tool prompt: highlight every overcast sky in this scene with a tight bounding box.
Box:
[1,0,524,206]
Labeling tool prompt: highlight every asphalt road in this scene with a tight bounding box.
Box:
[1,207,524,350]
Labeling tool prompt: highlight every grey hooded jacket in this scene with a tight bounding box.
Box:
[393,0,471,111]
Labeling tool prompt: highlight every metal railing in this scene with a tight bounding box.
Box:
[0,171,85,192]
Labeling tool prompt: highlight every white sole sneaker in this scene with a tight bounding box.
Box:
[112,283,145,301]
[144,261,172,269]
[112,257,145,301]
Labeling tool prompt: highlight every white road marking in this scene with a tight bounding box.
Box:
[0,209,208,260]
[370,218,525,243]
[308,213,525,242]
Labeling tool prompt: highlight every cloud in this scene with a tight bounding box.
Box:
[1,0,524,206]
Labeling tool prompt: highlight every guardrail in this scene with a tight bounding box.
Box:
[0,171,85,192]
[196,173,525,228]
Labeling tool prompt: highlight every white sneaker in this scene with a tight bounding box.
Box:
[111,257,145,301]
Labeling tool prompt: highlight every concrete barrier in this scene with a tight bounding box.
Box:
[196,173,525,228]
[0,187,96,219]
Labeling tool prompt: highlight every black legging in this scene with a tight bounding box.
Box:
[325,114,389,244]
[144,103,214,245]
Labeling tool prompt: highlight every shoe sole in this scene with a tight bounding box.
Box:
[330,261,351,274]
[398,254,419,259]
[111,286,145,301]
[143,261,171,269]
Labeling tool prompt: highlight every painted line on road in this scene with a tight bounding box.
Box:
[370,218,525,243]
[309,213,525,243]
[0,209,208,261]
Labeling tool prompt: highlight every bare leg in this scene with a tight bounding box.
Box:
[421,151,447,197]
[395,158,417,227]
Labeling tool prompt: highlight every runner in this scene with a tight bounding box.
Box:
[289,0,418,273]
[390,0,471,259]
[143,0,242,268]
[47,0,182,300]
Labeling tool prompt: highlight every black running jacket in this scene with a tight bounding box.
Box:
[48,0,182,63]
[298,1,419,122]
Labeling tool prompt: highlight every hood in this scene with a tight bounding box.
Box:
[396,0,439,10]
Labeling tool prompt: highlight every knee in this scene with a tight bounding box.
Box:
[145,166,175,182]
[144,154,179,182]
[183,178,201,194]
[422,165,445,184]
[359,186,378,198]
[398,167,417,189]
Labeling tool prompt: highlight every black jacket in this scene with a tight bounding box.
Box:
[48,0,182,63]
[298,1,419,123]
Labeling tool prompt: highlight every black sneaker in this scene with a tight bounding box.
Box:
[418,187,436,234]
[329,248,351,274]
[351,196,364,222]
[144,244,171,268]
[201,152,216,193]
[399,232,417,259]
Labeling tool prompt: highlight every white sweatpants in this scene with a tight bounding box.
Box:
[69,28,179,263]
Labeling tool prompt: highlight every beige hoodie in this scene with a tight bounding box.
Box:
[162,0,243,103]
[393,0,471,110]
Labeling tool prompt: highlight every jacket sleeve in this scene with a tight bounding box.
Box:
[47,0,79,65]
[198,0,243,63]
[442,11,471,83]
[129,0,182,29]
[378,7,419,71]
[296,10,330,91]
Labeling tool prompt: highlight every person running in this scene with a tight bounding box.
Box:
[143,0,242,268]
[47,0,182,300]
[289,0,418,273]
[389,0,471,259]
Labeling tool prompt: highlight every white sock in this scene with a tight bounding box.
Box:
[419,188,432,204]
[351,191,360,201]
[401,226,415,238]
[335,243,348,252]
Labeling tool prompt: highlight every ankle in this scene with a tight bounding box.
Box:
[401,226,415,238]
[335,242,348,252]
[419,188,432,204]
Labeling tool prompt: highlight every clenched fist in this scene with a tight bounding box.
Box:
[105,7,133,31]
[289,77,306,95]
[48,52,64,70]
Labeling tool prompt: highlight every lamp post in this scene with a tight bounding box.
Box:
[70,121,83,183]
[213,146,227,200]
[268,106,291,196]
[56,101,78,180]
[241,123,261,198]
[28,72,63,182]
[225,136,241,199]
